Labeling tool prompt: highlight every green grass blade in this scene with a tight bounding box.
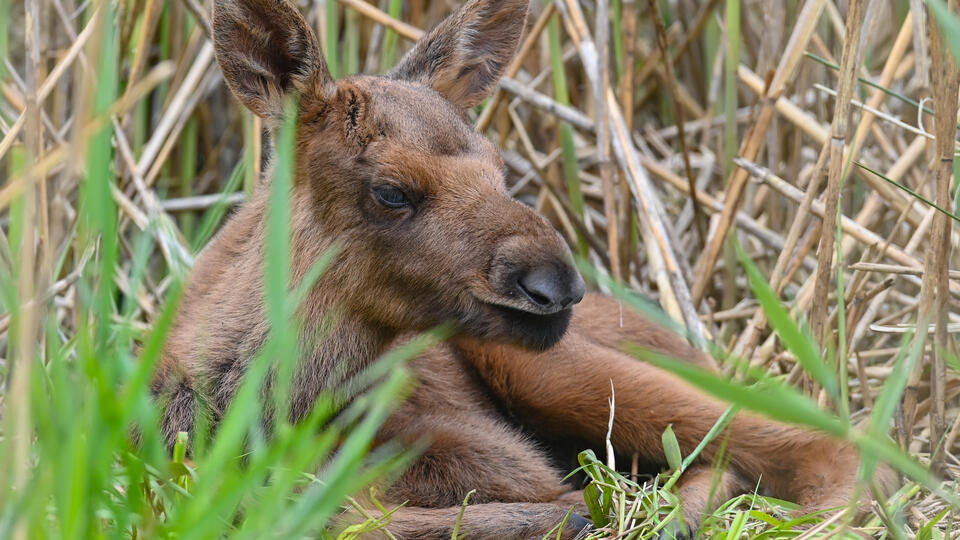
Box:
[611,0,624,81]
[243,110,258,196]
[380,0,404,71]
[855,161,960,223]
[547,14,588,259]
[629,347,848,437]
[737,244,840,402]
[326,0,341,78]
[191,159,245,251]
[344,10,360,75]
[662,425,683,471]
[0,0,6,82]
[928,0,960,66]
[681,404,738,471]
[451,489,477,540]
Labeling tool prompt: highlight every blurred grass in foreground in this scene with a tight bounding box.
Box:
[0,11,423,538]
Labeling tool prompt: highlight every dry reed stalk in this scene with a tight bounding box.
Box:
[121,0,162,116]
[555,0,704,340]
[809,0,866,348]
[112,118,194,269]
[744,122,959,381]
[640,154,811,262]
[162,192,247,211]
[0,10,98,162]
[646,0,706,247]
[140,42,215,187]
[690,0,826,306]
[338,0,423,39]
[736,158,935,273]
[617,0,636,281]
[631,36,705,119]
[497,77,592,128]
[0,63,175,210]
[736,64,829,143]
[845,14,914,162]
[619,0,635,133]
[731,143,830,361]
[740,59,932,232]
[813,84,944,143]
[8,2,43,539]
[905,0,960,474]
[849,262,960,280]
[594,0,621,281]
[180,0,214,38]
[632,0,721,91]
[909,0,931,89]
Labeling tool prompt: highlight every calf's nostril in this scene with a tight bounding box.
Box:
[516,276,555,307]
[516,265,582,311]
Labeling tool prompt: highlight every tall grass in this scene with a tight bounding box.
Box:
[0,12,423,539]
[548,13,589,261]
[578,250,957,538]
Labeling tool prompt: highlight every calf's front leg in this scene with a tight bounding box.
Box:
[456,333,895,523]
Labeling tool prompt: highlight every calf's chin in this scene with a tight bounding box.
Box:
[459,304,573,351]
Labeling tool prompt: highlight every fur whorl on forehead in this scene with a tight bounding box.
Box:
[388,0,529,110]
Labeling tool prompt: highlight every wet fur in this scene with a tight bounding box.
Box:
[152,0,897,537]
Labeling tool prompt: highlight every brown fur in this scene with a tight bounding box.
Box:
[153,0,897,537]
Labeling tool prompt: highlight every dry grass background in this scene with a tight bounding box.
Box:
[2,0,960,537]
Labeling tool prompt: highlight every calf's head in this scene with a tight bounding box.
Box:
[214,0,585,350]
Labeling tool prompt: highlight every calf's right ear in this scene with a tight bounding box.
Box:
[213,0,333,121]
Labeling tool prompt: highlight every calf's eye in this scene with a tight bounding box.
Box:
[372,185,410,209]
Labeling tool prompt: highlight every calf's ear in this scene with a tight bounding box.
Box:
[213,0,333,120]
[388,0,529,111]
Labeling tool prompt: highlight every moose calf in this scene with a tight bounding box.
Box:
[152,0,896,537]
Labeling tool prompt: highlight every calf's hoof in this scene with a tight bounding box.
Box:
[655,519,692,540]
[564,513,593,538]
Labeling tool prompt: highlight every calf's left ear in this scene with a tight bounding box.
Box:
[388,0,529,111]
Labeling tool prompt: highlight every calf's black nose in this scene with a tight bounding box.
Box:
[516,263,586,313]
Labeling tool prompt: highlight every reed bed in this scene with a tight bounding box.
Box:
[1,0,960,537]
